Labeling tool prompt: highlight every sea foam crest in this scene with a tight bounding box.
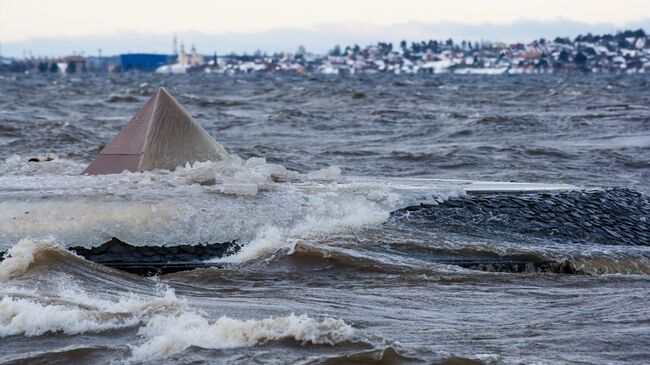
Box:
[212,193,390,263]
[0,237,58,282]
[1,286,357,363]
[130,312,356,363]
[1,270,185,337]
[0,296,142,337]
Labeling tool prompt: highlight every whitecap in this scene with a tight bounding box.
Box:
[129,313,357,363]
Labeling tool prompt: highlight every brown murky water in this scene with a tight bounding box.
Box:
[1,73,649,364]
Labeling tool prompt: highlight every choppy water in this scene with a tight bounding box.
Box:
[1,73,649,364]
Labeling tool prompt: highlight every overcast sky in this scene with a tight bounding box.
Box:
[1,0,650,57]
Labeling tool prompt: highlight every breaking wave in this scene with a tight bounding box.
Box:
[274,241,650,276]
[0,237,68,282]
[0,239,361,363]
[1,296,145,337]
[1,292,358,363]
[130,313,357,363]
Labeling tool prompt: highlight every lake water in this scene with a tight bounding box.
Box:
[0,73,649,364]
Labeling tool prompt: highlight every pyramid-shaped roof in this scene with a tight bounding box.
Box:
[84,87,228,175]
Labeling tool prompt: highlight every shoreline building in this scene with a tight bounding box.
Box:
[120,54,174,72]
[155,43,205,74]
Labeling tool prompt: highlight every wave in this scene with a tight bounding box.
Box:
[6,231,650,290]
[1,345,117,365]
[181,93,246,107]
[0,239,362,363]
[253,240,650,276]
[130,313,358,363]
[572,255,650,275]
[1,288,359,363]
[252,242,428,275]
[106,94,140,103]
[303,347,489,365]
[0,238,139,282]
[3,153,649,277]
[0,296,143,337]
[303,346,428,365]
[0,237,64,282]
[1,244,184,338]
[524,147,573,159]
[469,114,541,129]
[208,196,390,264]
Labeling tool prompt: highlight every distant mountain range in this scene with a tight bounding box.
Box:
[2,19,650,58]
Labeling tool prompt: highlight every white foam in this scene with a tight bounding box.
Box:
[0,296,142,337]
[0,236,358,362]
[130,313,356,363]
[0,289,187,337]
[220,226,287,263]
[1,255,357,362]
[213,194,390,264]
[53,285,185,316]
[0,237,59,282]
[1,266,186,337]
[0,155,468,253]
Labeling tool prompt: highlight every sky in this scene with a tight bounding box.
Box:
[1,0,650,57]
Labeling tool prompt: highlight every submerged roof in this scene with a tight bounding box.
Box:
[84,87,228,175]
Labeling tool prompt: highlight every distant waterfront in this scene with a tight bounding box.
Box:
[1,29,649,75]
